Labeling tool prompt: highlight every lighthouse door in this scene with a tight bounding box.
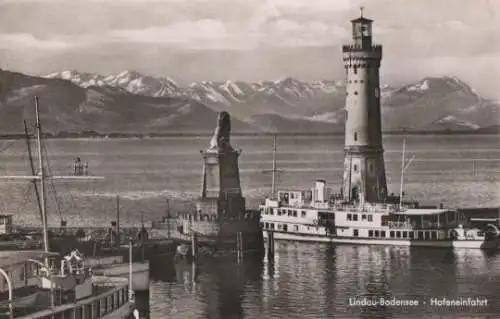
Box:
[351,187,359,202]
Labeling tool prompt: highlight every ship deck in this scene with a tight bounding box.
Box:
[0,279,132,318]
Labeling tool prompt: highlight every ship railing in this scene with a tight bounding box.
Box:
[387,221,414,229]
[19,283,131,319]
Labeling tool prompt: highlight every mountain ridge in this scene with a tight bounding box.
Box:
[0,68,497,135]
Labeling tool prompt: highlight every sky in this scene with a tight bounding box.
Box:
[0,0,499,99]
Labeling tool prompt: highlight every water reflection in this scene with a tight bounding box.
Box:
[148,244,500,319]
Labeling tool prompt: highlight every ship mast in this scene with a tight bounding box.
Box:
[262,135,284,199]
[35,97,50,253]
[398,138,415,209]
[0,96,104,265]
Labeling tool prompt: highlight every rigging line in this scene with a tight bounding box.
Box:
[24,120,43,222]
[40,140,64,222]
[0,141,16,153]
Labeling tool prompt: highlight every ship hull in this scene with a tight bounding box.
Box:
[264,231,500,250]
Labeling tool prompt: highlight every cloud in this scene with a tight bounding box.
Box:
[0,33,74,50]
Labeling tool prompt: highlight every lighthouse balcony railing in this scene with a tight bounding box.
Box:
[342,44,382,53]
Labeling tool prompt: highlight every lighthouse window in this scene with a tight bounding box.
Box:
[354,132,358,141]
[354,91,358,95]
[354,80,358,83]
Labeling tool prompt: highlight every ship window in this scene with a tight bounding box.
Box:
[294,225,299,231]
[353,214,358,221]
[368,215,373,222]
[354,132,358,141]
[353,229,359,237]
[409,232,414,239]
[374,230,379,237]
[390,231,395,238]
[301,211,306,217]
[362,214,367,221]
[396,231,401,238]
[347,214,352,221]
[381,231,386,237]
[402,232,408,239]
[368,230,373,237]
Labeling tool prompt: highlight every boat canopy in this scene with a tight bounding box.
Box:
[395,208,452,216]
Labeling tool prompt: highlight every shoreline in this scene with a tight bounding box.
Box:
[0,130,498,140]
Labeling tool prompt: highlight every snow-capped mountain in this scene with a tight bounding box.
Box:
[46,70,179,98]
[42,70,500,133]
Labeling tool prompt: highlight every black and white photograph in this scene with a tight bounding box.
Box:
[0,0,498,318]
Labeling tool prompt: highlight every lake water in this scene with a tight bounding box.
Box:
[0,134,499,318]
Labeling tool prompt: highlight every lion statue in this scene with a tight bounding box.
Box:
[209,111,232,150]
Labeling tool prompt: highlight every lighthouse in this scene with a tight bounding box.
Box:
[342,9,388,204]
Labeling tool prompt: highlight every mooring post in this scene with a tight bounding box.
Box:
[191,232,197,263]
[236,232,243,263]
[267,231,275,261]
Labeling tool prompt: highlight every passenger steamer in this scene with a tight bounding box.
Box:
[259,11,500,250]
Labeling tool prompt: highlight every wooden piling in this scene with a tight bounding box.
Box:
[191,232,198,262]
[236,232,243,263]
[267,231,275,260]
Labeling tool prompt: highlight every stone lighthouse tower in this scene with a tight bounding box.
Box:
[342,9,388,204]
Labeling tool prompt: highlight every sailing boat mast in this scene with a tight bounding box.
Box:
[0,96,105,262]
[35,96,50,253]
